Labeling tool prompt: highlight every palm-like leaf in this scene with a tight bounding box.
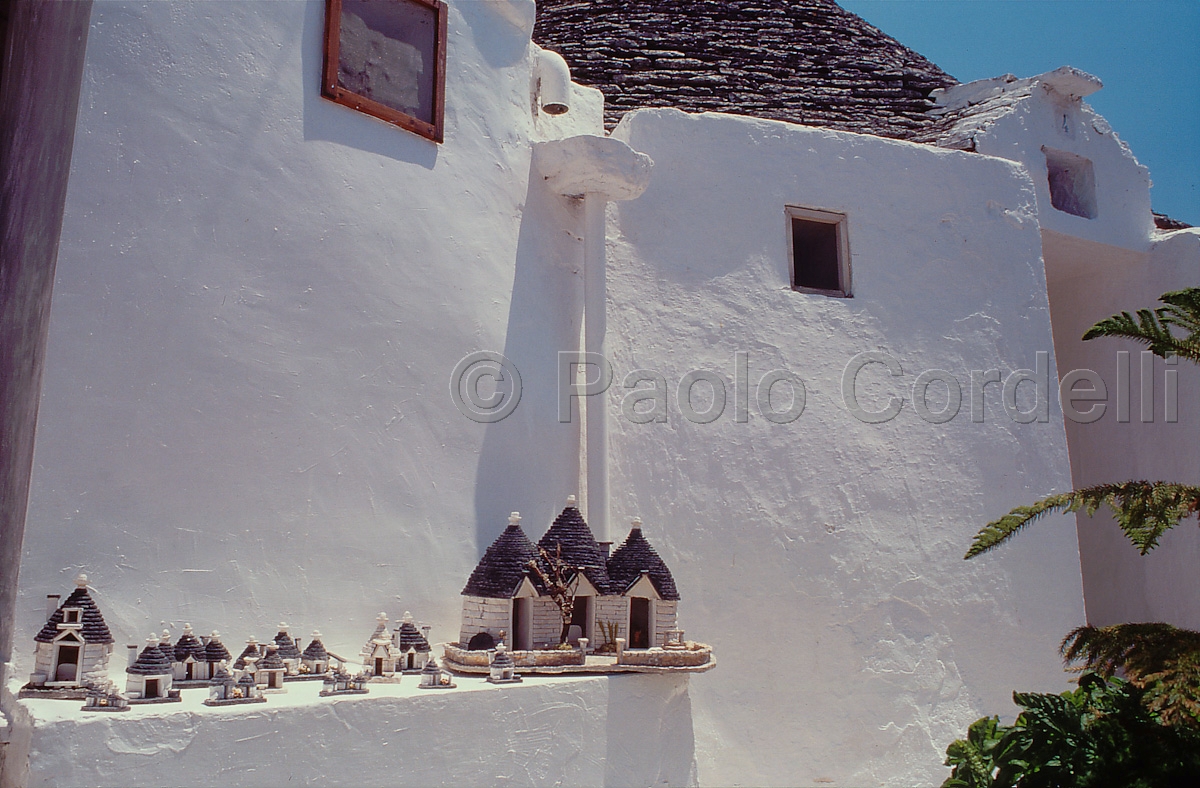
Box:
[1061,624,1200,727]
[1082,287,1200,362]
[965,481,1200,559]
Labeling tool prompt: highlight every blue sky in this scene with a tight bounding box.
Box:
[841,0,1200,226]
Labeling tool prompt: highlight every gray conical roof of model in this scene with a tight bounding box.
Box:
[127,643,173,675]
[35,585,113,644]
[462,522,540,598]
[259,646,285,671]
[174,631,206,662]
[302,637,328,662]
[273,630,302,661]
[537,504,611,594]
[532,0,956,137]
[234,642,260,670]
[490,647,515,669]
[607,525,680,601]
[205,636,232,663]
[395,620,431,653]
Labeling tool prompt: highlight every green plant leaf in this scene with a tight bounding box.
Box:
[965,482,1200,559]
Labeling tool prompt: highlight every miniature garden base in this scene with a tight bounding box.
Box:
[7,672,698,787]
[318,688,369,697]
[17,686,88,701]
[79,705,130,713]
[442,644,716,675]
[202,696,268,707]
[126,692,182,705]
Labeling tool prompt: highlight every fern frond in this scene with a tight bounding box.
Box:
[1082,287,1200,362]
[966,481,1200,559]
[1061,624,1200,727]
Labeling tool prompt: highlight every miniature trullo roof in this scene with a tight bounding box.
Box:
[234,637,260,669]
[532,0,957,137]
[173,624,206,662]
[273,624,302,661]
[259,645,285,671]
[462,513,540,598]
[157,630,176,664]
[302,632,328,662]
[35,574,114,644]
[537,499,612,594]
[127,636,173,675]
[607,518,680,601]
[395,612,431,653]
[205,632,232,663]
[209,662,233,685]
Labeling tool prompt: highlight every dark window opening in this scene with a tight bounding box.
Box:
[63,609,80,623]
[1044,147,1097,219]
[787,207,850,296]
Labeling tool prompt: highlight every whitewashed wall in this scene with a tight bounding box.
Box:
[9,0,1102,785]
[607,108,1086,786]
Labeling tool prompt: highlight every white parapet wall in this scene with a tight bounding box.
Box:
[606,107,1086,786]
[6,673,697,788]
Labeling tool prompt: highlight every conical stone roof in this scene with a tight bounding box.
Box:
[532,0,956,137]
[127,638,173,676]
[395,613,431,653]
[205,633,232,663]
[537,502,611,594]
[607,521,680,601]
[35,576,113,644]
[173,625,206,662]
[302,634,328,662]
[462,515,540,598]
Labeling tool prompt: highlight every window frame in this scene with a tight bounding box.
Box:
[786,205,852,298]
[321,0,449,143]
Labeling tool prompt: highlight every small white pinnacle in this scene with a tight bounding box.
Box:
[75,574,88,588]
[567,494,577,506]
[631,517,642,529]
[509,512,521,525]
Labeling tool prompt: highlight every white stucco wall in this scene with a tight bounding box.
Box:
[970,82,1154,252]
[1043,227,1200,630]
[10,1,1098,785]
[607,108,1085,786]
[18,0,601,661]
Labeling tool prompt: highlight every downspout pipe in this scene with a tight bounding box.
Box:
[532,135,653,541]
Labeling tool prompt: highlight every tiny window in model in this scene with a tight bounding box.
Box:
[786,206,851,297]
[322,0,448,142]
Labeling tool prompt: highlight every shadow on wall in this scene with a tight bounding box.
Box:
[605,674,698,787]
[300,0,438,168]
[472,158,584,549]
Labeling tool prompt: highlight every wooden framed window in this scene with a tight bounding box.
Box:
[322,0,448,143]
[786,206,851,297]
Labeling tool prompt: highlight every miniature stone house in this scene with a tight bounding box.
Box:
[233,636,261,670]
[459,500,680,651]
[272,623,302,675]
[204,631,232,678]
[171,623,208,682]
[28,574,114,691]
[257,644,287,691]
[393,612,432,673]
[301,631,330,675]
[125,635,174,700]
[360,612,401,679]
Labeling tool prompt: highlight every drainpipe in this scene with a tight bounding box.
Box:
[532,135,652,542]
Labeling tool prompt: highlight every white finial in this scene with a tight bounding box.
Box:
[312,630,322,639]
[147,634,159,647]
[75,573,88,588]
[631,517,642,530]
[161,628,171,641]
[567,494,577,507]
[402,611,414,624]
[509,512,521,525]
[247,635,258,645]
[377,611,388,623]
[183,623,194,634]
[210,630,220,639]
[278,622,289,632]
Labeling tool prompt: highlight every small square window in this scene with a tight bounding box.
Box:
[787,206,851,297]
[322,0,448,143]
[1043,147,1097,219]
[63,609,80,624]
